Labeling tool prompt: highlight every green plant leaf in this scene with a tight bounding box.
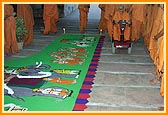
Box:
[15,17,28,42]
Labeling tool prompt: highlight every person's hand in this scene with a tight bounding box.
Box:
[112,20,117,24]
[127,20,131,25]
[153,36,157,41]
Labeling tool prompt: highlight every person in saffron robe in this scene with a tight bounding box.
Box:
[4,4,18,55]
[104,4,118,38]
[129,4,147,41]
[112,5,131,41]
[156,36,164,97]
[98,4,107,33]
[17,4,34,46]
[143,4,153,47]
[148,5,163,63]
[78,4,90,33]
[43,4,59,35]
[149,4,164,97]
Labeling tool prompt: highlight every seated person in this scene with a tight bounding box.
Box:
[112,5,131,42]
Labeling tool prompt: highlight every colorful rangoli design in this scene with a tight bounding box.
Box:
[51,48,87,65]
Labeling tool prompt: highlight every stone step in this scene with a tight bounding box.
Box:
[94,72,158,86]
[86,102,163,111]
[97,62,155,74]
[87,86,164,109]
[101,48,149,55]
[102,42,148,50]
[99,54,153,64]
[10,49,38,57]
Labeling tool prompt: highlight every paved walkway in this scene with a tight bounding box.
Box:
[4,4,164,111]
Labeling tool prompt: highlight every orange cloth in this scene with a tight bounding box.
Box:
[78,4,90,33]
[154,36,164,92]
[148,6,164,62]
[131,4,146,41]
[155,36,164,75]
[148,6,164,97]
[112,10,131,41]
[104,4,118,38]
[143,5,152,47]
[43,4,59,34]
[17,4,34,46]
[123,4,131,12]
[144,5,158,48]
[98,4,107,31]
[4,4,18,54]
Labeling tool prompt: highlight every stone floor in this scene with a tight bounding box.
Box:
[4,4,164,112]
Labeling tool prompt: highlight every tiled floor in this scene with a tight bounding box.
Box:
[4,4,164,111]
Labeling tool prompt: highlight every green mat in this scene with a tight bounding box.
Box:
[4,34,100,111]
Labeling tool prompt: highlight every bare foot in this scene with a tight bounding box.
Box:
[158,107,164,111]
[149,78,160,85]
[4,53,12,57]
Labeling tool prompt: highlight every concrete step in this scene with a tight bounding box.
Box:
[97,62,155,74]
[89,85,164,106]
[94,72,159,87]
[4,4,164,112]
[86,104,162,111]
[99,54,153,64]
[101,48,149,55]
[87,86,164,111]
